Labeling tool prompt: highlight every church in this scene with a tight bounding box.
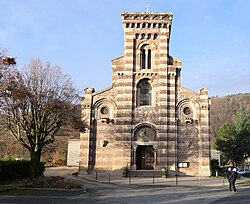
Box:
[78,11,211,177]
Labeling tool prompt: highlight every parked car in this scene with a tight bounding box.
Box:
[237,168,250,174]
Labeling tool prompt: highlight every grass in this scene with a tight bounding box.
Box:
[0,178,27,189]
[0,176,84,193]
[237,180,250,185]
[23,176,83,189]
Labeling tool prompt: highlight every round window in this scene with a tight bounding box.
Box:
[100,107,109,115]
[183,107,191,115]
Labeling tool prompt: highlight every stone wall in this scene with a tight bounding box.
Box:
[79,12,210,177]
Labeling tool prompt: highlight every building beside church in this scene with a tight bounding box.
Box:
[79,11,211,176]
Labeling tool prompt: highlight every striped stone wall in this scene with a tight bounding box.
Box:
[79,12,211,177]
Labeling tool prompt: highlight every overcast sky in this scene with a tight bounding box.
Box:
[1,0,249,97]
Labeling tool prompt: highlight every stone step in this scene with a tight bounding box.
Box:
[126,170,162,177]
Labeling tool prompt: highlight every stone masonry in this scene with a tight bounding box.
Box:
[79,11,211,176]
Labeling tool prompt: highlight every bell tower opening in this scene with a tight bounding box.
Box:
[121,12,173,73]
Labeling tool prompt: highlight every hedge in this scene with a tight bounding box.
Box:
[0,159,45,181]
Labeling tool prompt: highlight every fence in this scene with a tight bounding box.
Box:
[82,171,230,187]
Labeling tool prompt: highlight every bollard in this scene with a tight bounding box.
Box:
[129,174,131,185]
[109,173,111,183]
[96,172,98,180]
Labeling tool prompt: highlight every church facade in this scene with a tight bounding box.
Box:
[79,11,211,176]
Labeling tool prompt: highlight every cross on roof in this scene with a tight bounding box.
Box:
[145,5,151,12]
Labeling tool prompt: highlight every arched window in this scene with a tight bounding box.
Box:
[141,49,146,69]
[137,79,152,106]
[148,49,151,69]
[140,45,151,70]
[153,33,158,40]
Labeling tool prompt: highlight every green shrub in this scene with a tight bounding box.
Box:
[211,169,227,178]
[242,172,250,178]
[1,155,17,161]
[0,158,45,181]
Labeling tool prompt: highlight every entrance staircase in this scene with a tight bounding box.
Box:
[124,169,162,178]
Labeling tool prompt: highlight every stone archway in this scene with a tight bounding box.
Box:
[134,125,156,142]
[133,125,157,170]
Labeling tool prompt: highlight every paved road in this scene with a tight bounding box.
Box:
[1,180,249,204]
[0,167,250,204]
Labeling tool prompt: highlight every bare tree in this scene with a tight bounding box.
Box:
[0,57,83,178]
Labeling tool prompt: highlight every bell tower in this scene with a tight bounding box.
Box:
[121,12,173,73]
[111,12,183,172]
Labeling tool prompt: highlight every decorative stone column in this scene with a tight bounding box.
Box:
[132,145,137,170]
[153,145,158,169]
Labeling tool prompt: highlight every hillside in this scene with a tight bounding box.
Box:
[210,93,250,145]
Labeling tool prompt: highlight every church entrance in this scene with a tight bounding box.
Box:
[136,145,154,170]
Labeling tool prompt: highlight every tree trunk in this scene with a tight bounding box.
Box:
[30,148,42,179]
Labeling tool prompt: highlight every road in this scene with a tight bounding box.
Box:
[0,167,250,204]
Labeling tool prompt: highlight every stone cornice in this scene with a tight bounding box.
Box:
[121,12,173,21]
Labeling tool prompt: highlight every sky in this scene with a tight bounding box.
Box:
[0,0,249,97]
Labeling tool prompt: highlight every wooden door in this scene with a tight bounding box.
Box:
[136,145,154,170]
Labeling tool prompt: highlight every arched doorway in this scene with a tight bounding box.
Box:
[133,125,157,170]
[136,145,154,170]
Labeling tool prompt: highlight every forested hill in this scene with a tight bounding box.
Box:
[210,93,250,143]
